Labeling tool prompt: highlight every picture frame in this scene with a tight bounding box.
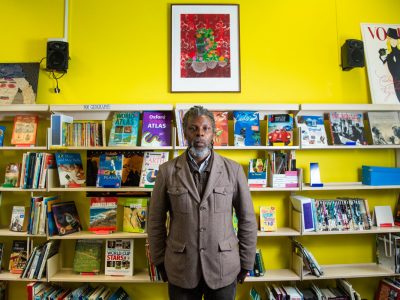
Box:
[171,4,240,92]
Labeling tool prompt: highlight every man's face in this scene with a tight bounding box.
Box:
[184,115,214,159]
[0,78,18,104]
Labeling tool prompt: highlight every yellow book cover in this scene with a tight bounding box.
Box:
[260,206,277,232]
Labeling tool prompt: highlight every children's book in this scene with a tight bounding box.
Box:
[9,240,27,274]
[0,126,5,146]
[233,111,261,146]
[109,112,140,146]
[260,206,277,232]
[96,153,124,188]
[55,152,86,187]
[248,159,267,188]
[141,111,172,146]
[213,111,229,146]
[89,197,118,234]
[51,201,82,236]
[296,114,328,146]
[11,115,38,146]
[139,152,169,188]
[73,239,103,274]
[267,114,294,146]
[123,198,148,233]
[105,239,134,276]
[368,111,400,145]
[9,206,29,232]
[329,112,368,145]
[3,163,21,187]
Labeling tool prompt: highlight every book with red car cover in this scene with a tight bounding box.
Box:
[267,114,294,146]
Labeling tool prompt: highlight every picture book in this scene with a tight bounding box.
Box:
[0,126,5,146]
[51,201,82,236]
[44,196,64,236]
[96,153,124,188]
[139,151,169,188]
[248,158,267,188]
[296,114,328,146]
[267,114,294,146]
[233,111,261,146]
[141,111,172,146]
[361,24,400,104]
[55,152,85,188]
[260,206,277,232]
[9,206,28,232]
[123,198,148,233]
[9,240,27,274]
[89,197,118,234]
[11,115,38,146]
[3,163,21,187]
[108,111,140,146]
[50,113,73,147]
[73,239,103,274]
[105,239,134,276]
[329,112,368,145]
[368,111,400,145]
[213,111,229,146]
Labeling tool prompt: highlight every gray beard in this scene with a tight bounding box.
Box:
[188,145,211,159]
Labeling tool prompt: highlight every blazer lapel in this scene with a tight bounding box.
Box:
[175,153,201,203]
[201,152,224,203]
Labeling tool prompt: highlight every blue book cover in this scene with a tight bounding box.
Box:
[96,153,123,188]
[0,125,5,146]
[108,287,130,300]
[51,201,82,236]
[248,159,267,187]
[55,152,85,187]
[109,112,140,146]
[233,111,261,146]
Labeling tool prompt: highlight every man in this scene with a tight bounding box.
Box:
[148,106,257,300]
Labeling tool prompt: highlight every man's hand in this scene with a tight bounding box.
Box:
[156,263,168,282]
[237,268,248,284]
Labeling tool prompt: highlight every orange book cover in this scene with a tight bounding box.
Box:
[11,115,38,146]
[213,111,229,146]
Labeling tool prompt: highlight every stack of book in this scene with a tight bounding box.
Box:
[292,239,323,277]
[16,152,54,189]
[248,248,265,277]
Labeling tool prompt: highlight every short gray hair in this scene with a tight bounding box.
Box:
[182,106,215,132]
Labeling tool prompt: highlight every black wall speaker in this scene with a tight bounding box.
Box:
[341,39,365,71]
[46,41,69,72]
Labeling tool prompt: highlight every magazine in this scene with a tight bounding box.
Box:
[105,239,134,276]
[123,198,148,233]
[89,197,118,234]
[139,152,169,188]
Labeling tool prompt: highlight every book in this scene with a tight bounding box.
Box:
[141,111,172,146]
[55,152,86,188]
[213,111,229,146]
[248,158,267,188]
[296,114,328,146]
[109,112,140,146]
[11,115,38,146]
[368,111,400,145]
[89,197,118,234]
[361,24,400,104]
[373,205,395,227]
[260,206,277,232]
[0,243,4,272]
[51,201,82,236]
[123,198,148,233]
[267,114,294,146]
[139,151,169,188]
[9,206,29,232]
[9,240,28,274]
[105,239,134,276]
[375,279,400,300]
[73,239,103,274]
[96,153,124,188]
[291,195,315,232]
[108,287,130,300]
[3,163,21,187]
[328,112,367,145]
[50,113,73,147]
[0,125,5,146]
[233,111,261,146]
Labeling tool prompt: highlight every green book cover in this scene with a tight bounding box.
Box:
[73,240,103,274]
[108,112,140,146]
[123,198,148,233]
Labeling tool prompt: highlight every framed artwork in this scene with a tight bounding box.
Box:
[171,4,240,92]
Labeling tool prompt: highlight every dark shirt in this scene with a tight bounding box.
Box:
[186,150,214,200]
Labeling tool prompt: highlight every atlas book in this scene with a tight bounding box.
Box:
[296,114,328,146]
[96,153,124,188]
[139,151,169,188]
[368,111,400,145]
[89,197,118,234]
[3,163,21,187]
[108,111,140,146]
[141,111,172,146]
[213,111,229,146]
[73,239,103,274]
[248,158,267,188]
[233,111,261,146]
[55,152,86,188]
[123,198,148,233]
[260,206,277,232]
[0,125,5,146]
[51,201,82,236]
[11,115,38,146]
[267,114,294,146]
[105,239,134,276]
[361,24,400,104]
[9,206,29,232]
[9,240,28,274]
[329,112,368,145]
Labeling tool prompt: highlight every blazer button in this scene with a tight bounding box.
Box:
[199,227,206,232]
[200,206,206,211]
[200,248,206,252]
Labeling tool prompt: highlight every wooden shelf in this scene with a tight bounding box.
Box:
[49,231,147,240]
[0,187,47,192]
[47,187,153,192]
[175,145,300,151]
[302,226,400,235]
[302,263,394,280]
[246,269,300,282]
[0,271,46,282]
[302,182,400,190]
[49,146,173,151]
[258,228,300,237]
[250,187,300,192]
[0,104,49,121]
[301,144,400,150]
[175,103,299,113]
[0,228,46,238]
[0,146,47,151]
[300,104,400,113]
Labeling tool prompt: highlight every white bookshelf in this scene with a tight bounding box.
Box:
[245,269,300,282]
[0,271,46,282]
[298,103,400,116]
[0,187,47,192]
[300,144,400,150]
[302,226,400,235]
[0,146,48,151]
[0,104,49,121]
[257,228,300,237]
[48,146,174,151]
[301,182,400,190]
[175,145,300,151]
[49,269,153,283]
[0,228,46,238]
[47,186,153,192]
[48,231,147,240]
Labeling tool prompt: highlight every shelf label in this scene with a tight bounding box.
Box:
[83,104,111,110]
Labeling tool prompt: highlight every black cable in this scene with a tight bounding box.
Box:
[51,71,65,93]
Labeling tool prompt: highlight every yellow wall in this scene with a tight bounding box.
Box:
[2,0,400,299]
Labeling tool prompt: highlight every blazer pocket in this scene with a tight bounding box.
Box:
[218,236,240,278]
[218,235,239,252]
[168,187,189,213]
[214,186,233,213]
[167,238,186,253]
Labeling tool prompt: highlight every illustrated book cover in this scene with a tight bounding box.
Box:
[0,126,5,146]
[213,111,229,146]
[141,111,172,146]
[139,151,169,188]
[96,153,124,188]
[105,239,134,276]
[9,240,27,274]
[3,163,21,187]
[233,111,261,146]
[108,112,140,146]
[73,239,103,274]
[89,197,118,234]
[296,114,328,146]
[368,111,400,145]
[51,201,82,236]
[9,206,29,232]
[123,198,148,233]
[260,206,277,232]
[248,159,267,188]
[267,114,294,146]
[55,152,85,188]
[329,112,368,145]
[11,115,38,146]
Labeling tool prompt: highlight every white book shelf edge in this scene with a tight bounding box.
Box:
[245,269,300,282]
[175,103,299,112]
[50,104,173,112]
[49,269,154,283]
[48,231,148,240]
[47,187,153,192]
[301,182,400,190]
[300,104,400,112]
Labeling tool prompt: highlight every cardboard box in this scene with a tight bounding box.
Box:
[362,165,400,186]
